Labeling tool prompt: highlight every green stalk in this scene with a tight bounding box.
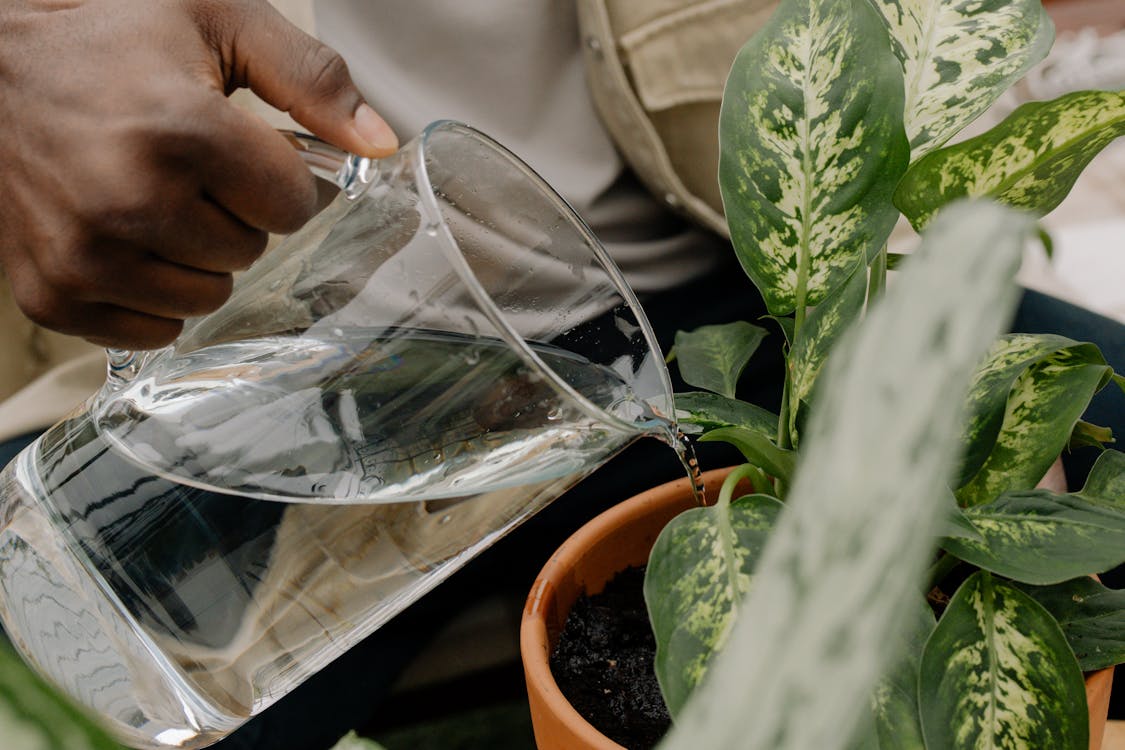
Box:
[868,245,888,304]
[776,373,792,450]
[748,465,773,497]
[774,354,794,498]
[924,552,961,592]
[780,301,806,458]
[718,464,761,509]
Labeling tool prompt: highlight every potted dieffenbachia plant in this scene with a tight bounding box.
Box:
[646,0,1125,747]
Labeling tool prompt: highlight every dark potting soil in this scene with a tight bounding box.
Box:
[549,566,670,750]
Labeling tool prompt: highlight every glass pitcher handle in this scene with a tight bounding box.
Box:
[101,130,378,386]
[104,348,143,390]
[278,130,377,200]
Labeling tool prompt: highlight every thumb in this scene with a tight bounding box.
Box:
[217,0,398,158]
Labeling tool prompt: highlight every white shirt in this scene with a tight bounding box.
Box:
[314,0,725,294]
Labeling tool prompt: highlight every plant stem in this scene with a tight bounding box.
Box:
[776,373,792,450]
[774,364,792,499]
[924,552,961,592]
[793,300,807,341]
[748,465,773,497]
[868,245,888,304]
[718,464,761,509]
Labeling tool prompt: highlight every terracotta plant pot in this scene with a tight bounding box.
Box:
[520,467,1116,750]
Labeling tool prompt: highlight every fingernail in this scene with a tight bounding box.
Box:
[354,103,398,154]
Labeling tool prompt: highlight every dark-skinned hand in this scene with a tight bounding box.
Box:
[0,0,398,349]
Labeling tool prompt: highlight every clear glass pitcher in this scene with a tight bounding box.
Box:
[0,121,675,749]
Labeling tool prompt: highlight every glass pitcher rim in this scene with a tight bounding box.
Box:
[281,119,674,435]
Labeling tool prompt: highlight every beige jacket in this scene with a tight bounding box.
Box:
[0,0,774,441]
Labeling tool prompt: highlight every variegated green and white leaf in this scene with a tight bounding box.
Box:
[672,322,768,399]
[1080,449,1125,510]
[674,391,778,438]
[1021,575,1125,671]
[659,201,1029,750]
[957,345,1115,506]
[645,491,783,717]
[788,260,867,444]
[957,334,1098,486]
[0,643,123,750]
[943,489,1125,584]
[920,572,1087,750]
[871,0,1053,159]
[700,426,795,484]
[865,600,934,750]
[719,0,909,315]
[897,90,1125,229]
[944,499,985,541]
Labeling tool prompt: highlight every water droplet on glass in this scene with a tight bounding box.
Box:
[546,406,562,421]
[464,350,481,365]
[424,224,440,237]
[331,327,344,338]
[439,514,452,525]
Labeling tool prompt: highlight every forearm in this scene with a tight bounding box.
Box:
[0,0,396,348]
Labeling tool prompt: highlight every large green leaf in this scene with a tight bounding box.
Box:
[1021,576,1125,671]
[871,0,1053,159]
[846,601,934,750]
[943,500,985,542]
[943,491,1125,585]
[0,644,123,750]
[700,426,796,484]
[659,201,1029,750]
[948,451,1125,583]
[957,344,1114,506]
[957,334,1085,486]
[672,322,768,399]
[920,572,1087,750]
[869,600,934,750]
[787,260,867,444]
[718,0,909,315]
[673,391,779,438]
[897,90,1125,229]
[645,492,783,717]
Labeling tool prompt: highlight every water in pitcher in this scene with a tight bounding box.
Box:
[0,328,695,749]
